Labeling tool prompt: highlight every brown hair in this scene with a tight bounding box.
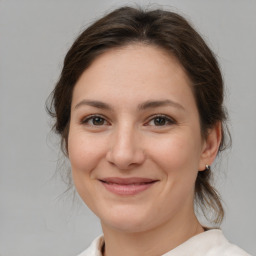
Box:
[47,6,230,224]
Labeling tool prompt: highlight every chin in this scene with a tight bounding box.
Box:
[99,207,157,234]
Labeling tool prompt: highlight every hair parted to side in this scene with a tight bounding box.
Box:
[47,6,230,224]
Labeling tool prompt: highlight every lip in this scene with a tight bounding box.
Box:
[99,177,158,196]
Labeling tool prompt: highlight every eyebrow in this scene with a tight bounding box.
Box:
[138,99,185,111]
[74,99,185,111]
[74,100,112,110]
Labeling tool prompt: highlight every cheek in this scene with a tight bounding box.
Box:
[67,131,107,208]
[148,135,201,208]
[68,130,106,176]
[148,132,202,173]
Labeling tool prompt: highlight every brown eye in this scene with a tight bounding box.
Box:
[92,117,105,125]
[81,115,108,126]
[146,115,176,127]
[153,117,168,126]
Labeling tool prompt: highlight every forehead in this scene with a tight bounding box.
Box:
[71,44,194,108]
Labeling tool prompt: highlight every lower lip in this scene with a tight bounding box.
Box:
[101,182,156,196]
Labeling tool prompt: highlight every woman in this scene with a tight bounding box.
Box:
[48,6,250,256]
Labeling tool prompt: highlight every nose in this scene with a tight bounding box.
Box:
[106,125,145,170]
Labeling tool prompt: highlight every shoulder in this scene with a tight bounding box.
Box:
[220,244,251,256]
[205,230,251,256]
[76,235,104,256]
[77,230,251,256]
[202,229,251,256]
[163,229,251,256]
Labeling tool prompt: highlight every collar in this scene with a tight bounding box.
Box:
[78,229,250,256]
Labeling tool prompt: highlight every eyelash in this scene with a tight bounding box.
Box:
[80,114,176,127]
[144,114,176,127]
[81,115,110,126]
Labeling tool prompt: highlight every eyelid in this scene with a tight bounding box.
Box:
[79,113,176,127]
[80,114,110,125]
[144,114,176,126]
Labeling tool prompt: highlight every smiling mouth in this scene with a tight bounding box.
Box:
[99,177,158,195]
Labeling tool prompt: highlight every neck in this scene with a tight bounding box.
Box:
[101,212,204,256]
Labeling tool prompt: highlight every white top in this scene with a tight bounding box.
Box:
[77,229,251,256]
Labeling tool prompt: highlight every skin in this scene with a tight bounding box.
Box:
[68,44,221,256]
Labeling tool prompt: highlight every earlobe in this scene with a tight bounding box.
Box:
[199,122,222,171]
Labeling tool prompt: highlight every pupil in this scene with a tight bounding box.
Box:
[154,117,166,126]
[93,117,104,125]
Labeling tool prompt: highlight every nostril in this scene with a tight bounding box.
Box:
[106,146,145,170]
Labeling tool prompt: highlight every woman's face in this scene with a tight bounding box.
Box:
[68,44,212,233]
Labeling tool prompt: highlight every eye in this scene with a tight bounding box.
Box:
[145,115,176,126]
[81,115,109,126]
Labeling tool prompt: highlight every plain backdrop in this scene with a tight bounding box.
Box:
[0,0,255,255]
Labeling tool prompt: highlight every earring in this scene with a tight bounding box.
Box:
[205,164,210,170]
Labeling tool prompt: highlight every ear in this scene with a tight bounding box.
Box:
[199,122,222,171]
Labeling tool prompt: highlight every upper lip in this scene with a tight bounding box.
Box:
[99,177,158,185]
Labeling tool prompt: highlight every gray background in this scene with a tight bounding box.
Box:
[0,0,255,255]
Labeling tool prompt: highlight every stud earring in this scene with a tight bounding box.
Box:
[205,164,210,170]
